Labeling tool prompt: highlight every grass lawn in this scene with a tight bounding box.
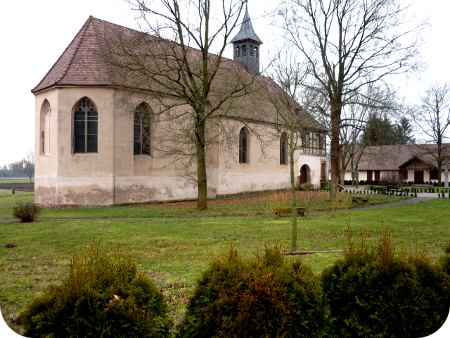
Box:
[0,192,449,334]
[0,178,32,184]
[0,191,406,219]
[0,192,34,216]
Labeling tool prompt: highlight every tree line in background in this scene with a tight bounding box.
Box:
[0,152,34,182]
[362,115,415,146]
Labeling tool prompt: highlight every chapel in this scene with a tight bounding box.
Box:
[32,8,327,205]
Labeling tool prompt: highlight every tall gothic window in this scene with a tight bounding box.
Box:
[40,100,51,155]
[73,97,98,153]
[280,132,288,165]
[134,103,151,155]
[239,127,249,164]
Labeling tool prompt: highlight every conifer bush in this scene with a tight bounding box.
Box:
[20,243,171,337]
[177,247,326,338]
[321,231,450,337]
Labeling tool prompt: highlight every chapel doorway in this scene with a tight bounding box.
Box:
[299,164,311,184]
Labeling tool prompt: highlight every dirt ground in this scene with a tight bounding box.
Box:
[0,183,34,192]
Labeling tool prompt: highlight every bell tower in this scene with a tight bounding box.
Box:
[230,3,262,75]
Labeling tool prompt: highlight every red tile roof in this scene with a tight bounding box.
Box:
[32,16,237,93]
[31,16,326,131]
[32,16,116,93]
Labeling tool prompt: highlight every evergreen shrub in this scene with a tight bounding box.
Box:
[177,247,326,338]
[321,230,450,337]
[20,243,171,337]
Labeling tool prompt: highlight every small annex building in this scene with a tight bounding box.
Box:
[343,144,450,184]
[32,10,328,206]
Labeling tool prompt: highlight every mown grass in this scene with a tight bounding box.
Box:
[0,193,448,334]
[0,191,406,219]
[0,192,33,215]
[0,178,31,184]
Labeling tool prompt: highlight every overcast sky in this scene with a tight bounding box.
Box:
[0,0,448,167]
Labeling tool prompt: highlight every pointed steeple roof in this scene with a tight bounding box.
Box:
[230,4,262,44]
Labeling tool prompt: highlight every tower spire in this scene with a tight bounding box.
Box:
[230,2,262,75]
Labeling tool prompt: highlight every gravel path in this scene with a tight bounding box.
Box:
[352,196,439,210]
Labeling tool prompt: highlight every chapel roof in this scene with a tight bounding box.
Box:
[32,16,244,93]
[31,16,325,131]
[32,16,114,93]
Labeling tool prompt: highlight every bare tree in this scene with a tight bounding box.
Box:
[105,0,261,210]
[23,152,35,184]
[340,86,398,185]
[278,0,421,199]
[412,83,450,185]
[264,52,320,252]
[339,105,366,186]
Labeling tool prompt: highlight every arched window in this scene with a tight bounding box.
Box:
[239,127,249,164]
[133,103,151,155]
[280,132,288,165]
[40,100,51,155]
[73,97,98,153]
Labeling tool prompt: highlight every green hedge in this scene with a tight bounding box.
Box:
[20,243,171,337]
[321,232,450,337]
[177,247,326,338]
[19,238,450,337]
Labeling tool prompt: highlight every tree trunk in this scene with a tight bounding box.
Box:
[340,149,346,185]
[195,120,208,210]
[445,159,449,188]
[330,100,341,200]
[289,132,298,252]
[437,139,443,186]
[437,160,442,186]
[354,171,359,188]
[339,170,345,186]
